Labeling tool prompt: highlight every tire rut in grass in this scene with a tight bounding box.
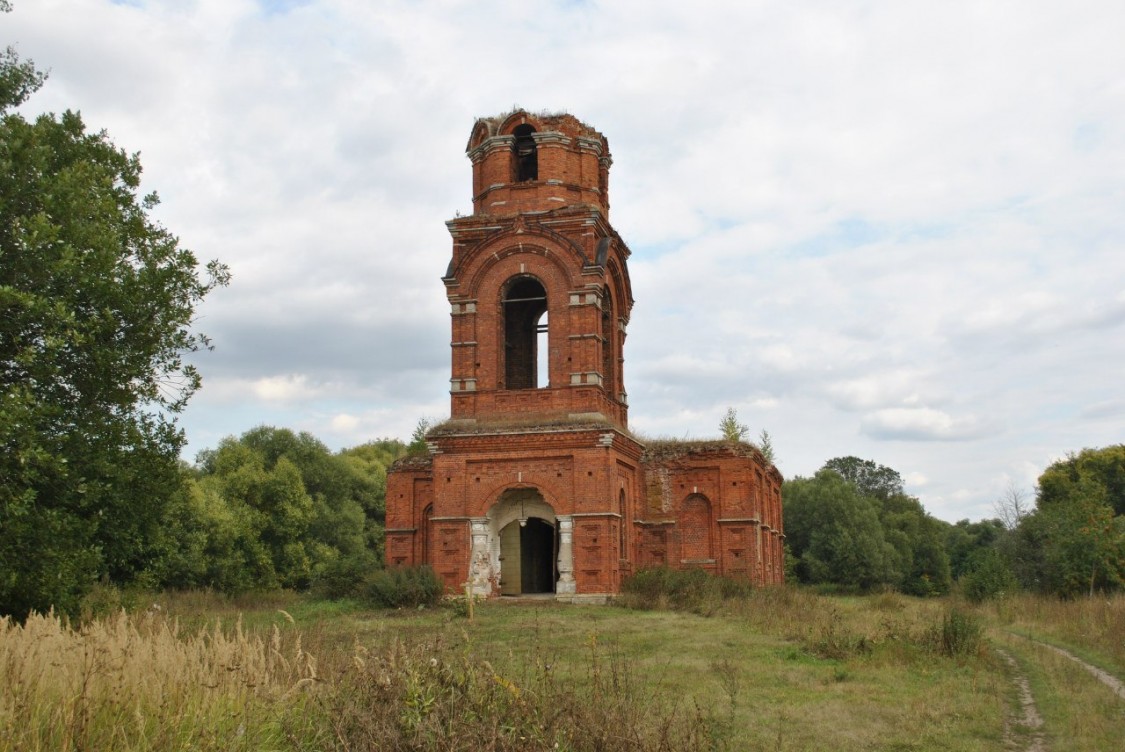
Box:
[996,648,1047,752]
[1022,637,1125,701]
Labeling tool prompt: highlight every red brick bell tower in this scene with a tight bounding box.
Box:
[445,111,632,428]
[385,110,642,599]
[385,110,784,599]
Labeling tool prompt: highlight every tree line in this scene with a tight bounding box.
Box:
[157,428,408,596]
[783,447,1125,599]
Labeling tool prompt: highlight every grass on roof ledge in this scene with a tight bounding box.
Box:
[638,436,763,452]
[426,414,621,436]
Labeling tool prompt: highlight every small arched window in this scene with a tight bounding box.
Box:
[503,276,548,389]
[513,124,538,182]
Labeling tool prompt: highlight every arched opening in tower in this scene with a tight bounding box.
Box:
[601,288,615,399]
[502,276,548,390]
[512,124,537,182]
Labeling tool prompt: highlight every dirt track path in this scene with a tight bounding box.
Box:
[1029,639,1125,700]
[996,634,1125,751]
[996,648,1047,752]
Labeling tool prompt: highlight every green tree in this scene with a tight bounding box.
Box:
[200,437,316,589]
[791,457,951,595]
[146,472,274,593]
[945,518,1005,580]
[0,19,228,618]
[339,437,408,523]
[718,407,749,442]
[1038,494,1124,597]
[822,456,905,501]
[1004,446,1125,596]
[181,428,400,595]
[783,470,895,590]
[877,492,952,596]
[960,547,1019,602]
[0,3,43,109]
[758,429,775,464]
[1038,445,1125,516]
[408,417,433,454]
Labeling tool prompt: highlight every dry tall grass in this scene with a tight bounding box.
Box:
[1,604,716,752]
[988,592,1125,668]
[0,609,323,751]
[7,589,1120,751]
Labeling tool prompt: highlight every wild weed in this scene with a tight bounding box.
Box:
[362,564,443,609]
[929,608,984,658]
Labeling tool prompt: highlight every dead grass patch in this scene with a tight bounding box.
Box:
[0,609,322,751]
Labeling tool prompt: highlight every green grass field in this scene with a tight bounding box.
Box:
[3,589,1122,751]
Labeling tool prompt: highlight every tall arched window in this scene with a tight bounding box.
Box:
[601,287,616,399]
[512,124,538,182]
[503,276,548,389]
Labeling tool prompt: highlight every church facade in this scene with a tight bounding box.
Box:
[385,110,783,600]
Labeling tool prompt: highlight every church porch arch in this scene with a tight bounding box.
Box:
[467,486,576,598]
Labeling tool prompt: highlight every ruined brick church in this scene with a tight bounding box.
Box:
[385,110,783,600]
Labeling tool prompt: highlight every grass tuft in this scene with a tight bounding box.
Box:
[362,565,444,609]
[929,607,984,658]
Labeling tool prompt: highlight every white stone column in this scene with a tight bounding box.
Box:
[556,515,576,595]
[468,517,493,597]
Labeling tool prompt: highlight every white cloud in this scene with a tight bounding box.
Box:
[904,472,929,488]
[860,408,994,442]
[8,0,1125,520]
[330,413,360,433]
[250,374,323,403]
[826,370,932,412]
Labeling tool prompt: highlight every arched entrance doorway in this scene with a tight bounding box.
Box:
[489,487,557,596]
[499,518,556,595]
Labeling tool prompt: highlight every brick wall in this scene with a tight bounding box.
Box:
[639,442,785,585]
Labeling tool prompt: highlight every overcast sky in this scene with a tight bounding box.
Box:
[8,0,1124,522]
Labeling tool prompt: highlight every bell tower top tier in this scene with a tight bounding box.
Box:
[467,110,611,218]
[443,110,634,429]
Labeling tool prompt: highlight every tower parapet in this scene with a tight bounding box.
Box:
[466,110,611,218]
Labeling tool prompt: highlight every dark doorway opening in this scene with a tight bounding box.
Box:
[521,518,556,594]
[499,517,557,595]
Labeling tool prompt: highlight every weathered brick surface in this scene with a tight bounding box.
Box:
[636,441,784,585]
[386,110,784,596]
